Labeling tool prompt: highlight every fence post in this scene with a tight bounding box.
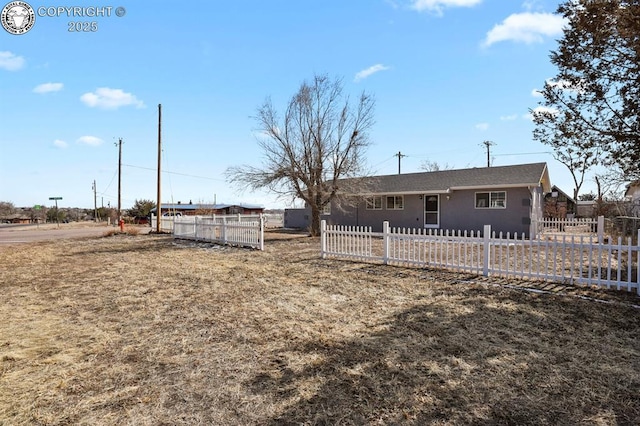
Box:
[530,217,537,241]
[383,221,390,265]
[320,220,327,258]
[483,224,491,277]
[597,215,605,241]
[637,229,640,296]
[259,214,264,251]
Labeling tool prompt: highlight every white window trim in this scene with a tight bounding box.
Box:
[386,195,404,210]
[366,195,383,210]
[475,191,507,209]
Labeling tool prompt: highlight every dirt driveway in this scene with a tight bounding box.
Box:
[0,222,150,244]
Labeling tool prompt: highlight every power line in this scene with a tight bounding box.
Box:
[100,169,118,196]
[122,163,226,181]
[493,151,553,156]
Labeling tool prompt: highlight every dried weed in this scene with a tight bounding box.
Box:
[0,232,638,425]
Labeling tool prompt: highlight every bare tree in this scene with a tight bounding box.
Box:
[419,160,454,172]
[0,201,15,219]
[227,74,375,236]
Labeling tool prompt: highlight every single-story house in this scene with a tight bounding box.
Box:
[150,202,265,217]
[2,214,32,224]
[544,185,577,218]
[317,162,551,237]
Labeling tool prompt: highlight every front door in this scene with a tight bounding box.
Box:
[424,195,439,228]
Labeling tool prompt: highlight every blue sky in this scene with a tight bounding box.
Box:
[1,0,593,210]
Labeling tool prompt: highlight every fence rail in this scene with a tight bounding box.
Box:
[172,215,265,250]
[321,220,640,293]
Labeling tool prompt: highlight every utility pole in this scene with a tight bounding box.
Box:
[115,138,123,223]
[394,151,406,174]
[92,180,98,222]
[481,141,495,167]
[156,103,162,233]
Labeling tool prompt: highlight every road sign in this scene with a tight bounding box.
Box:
[34,205,41,210]
[48,197,62,200]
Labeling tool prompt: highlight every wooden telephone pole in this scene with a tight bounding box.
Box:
[156,104,162,233]
[394,151,406,174]
[92,180,97,222]
[481,140,495,167]
[115,138,123,222]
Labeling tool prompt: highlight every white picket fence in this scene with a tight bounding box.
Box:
[151,213,266,233]
[150,215,177,232]
[535,216,603,237]
[172,215,265,250]
[320,220,640,294]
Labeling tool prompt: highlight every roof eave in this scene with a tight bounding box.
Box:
[450,183,543,191]
[342,183,545,196]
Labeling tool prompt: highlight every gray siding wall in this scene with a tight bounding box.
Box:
[284,208,310,229]
[329,187,534,236]
[441,188,532,236]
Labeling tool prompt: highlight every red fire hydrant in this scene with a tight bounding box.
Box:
[119,219,125,232]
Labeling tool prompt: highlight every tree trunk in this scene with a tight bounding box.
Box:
[309,205,321,237]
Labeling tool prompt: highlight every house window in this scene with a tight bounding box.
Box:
[322,203,331,215]
[475,191,506,209]
[366,196,383,210]
[386,195,404,210]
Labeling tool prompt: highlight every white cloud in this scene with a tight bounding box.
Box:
[410,0,482,14]
[475,122,490,131]
[33,82,63,94]
[0,51,25,71]
[53,139,68,149]
[525,105,558,121]
[80,87,145,109]
[483,12,566,47]
[77,136,104,146]
[500,114,518,121]
[521,0,541,12]
[531,88,543,97]
[354,64,391,82]
[545,77,585,94]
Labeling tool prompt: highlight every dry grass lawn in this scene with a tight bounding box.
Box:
[0,231,639,425]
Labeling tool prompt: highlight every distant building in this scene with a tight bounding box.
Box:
[3,214,31,224]
[544,185,577,218]
[624,181,640,216]
[150,202,265,217]
[576,200,596,218]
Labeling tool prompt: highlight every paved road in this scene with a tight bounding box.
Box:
[0,223,150,245]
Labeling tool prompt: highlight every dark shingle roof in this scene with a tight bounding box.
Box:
[150,203,264,212]
[343,162,550,195]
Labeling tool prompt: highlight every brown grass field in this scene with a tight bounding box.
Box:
[1,230,639,425]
